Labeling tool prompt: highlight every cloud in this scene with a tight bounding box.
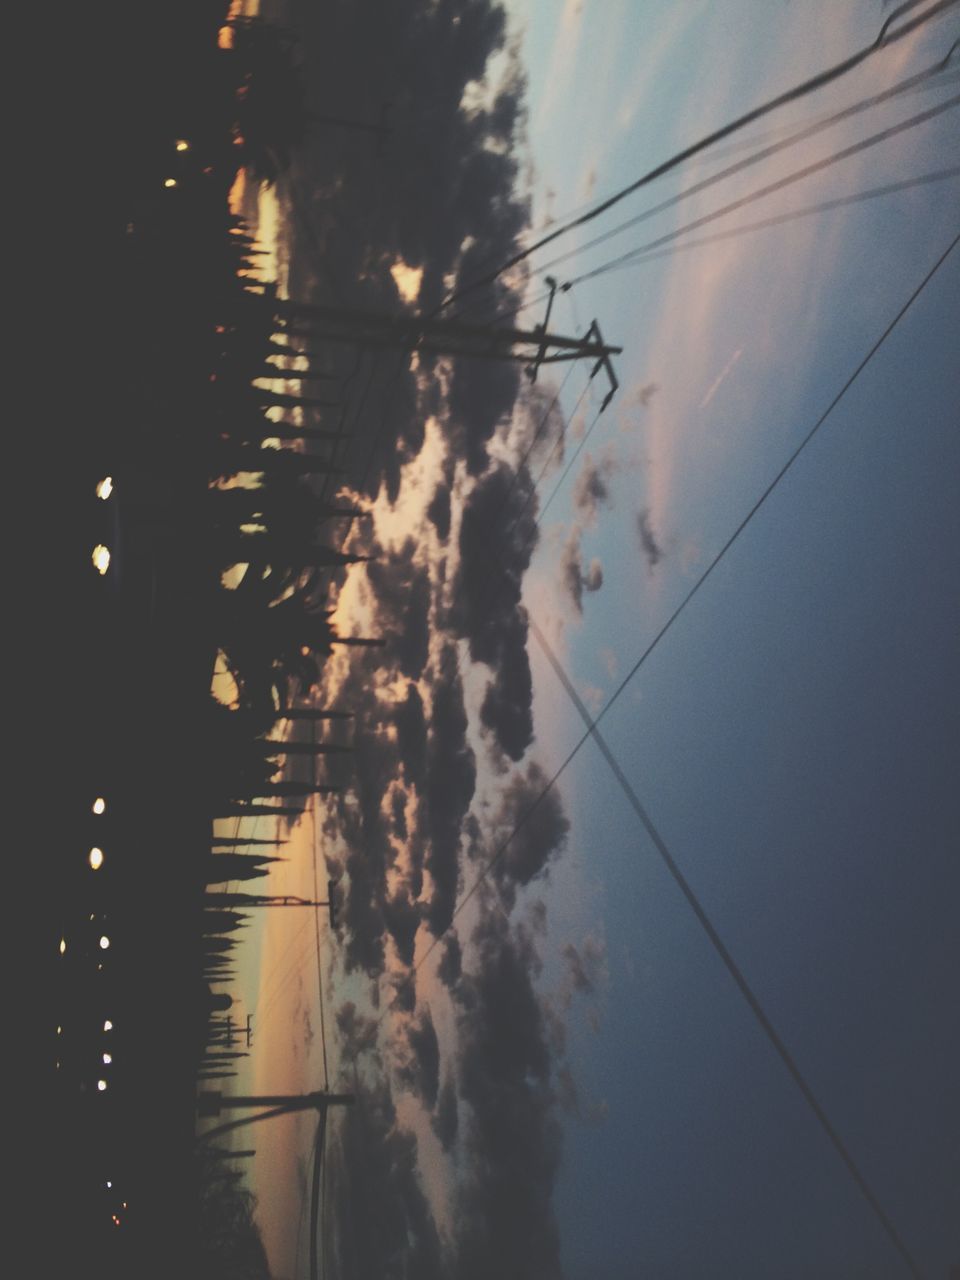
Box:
[436,933,463,989]
[637,507,664,570]
[395,1007,441,1107]
[451,461,539,760]
[331,1079,446,1280]
[572,450,615,525]
[484,760,570,911]
[560,933,608,1006]
[450,901,564,1279]
[432,1077,459,1150]
[423,646,477,937]
[560,527,604,614]
[336,1000,381,1059]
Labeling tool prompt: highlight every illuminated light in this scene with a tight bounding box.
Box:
[122,1202,127,1210]
[175,139,190,152]
[106,1181,112,1189]
[112,1214,120,1226]
[57,1025,62,1035]
[92,797,106,815]
[103,1020,113,1032]
[163,177,177,189]
[59,938,66,955]
[88,847,104,870]
[92,545,111,575]
[99,935,110,950]
[56,1061,60,1069]
[102,1052,112,1065]
[95,476,113,500]
[97,1079,108,1092]
[97,963,103,971]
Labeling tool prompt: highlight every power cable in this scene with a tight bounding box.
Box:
[434,0,957,315]
[515,52,959,295]
[556,95,960,291]
[407,230,958,1280]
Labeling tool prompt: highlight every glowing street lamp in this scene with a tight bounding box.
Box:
[88,847,104,870]
[99,935,110,950]
[92,797,106,815]
[175,139,190,152]
[95,476,113,500]
[163,177,178,189]
[92,545,111,575]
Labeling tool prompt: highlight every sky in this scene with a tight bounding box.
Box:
[211,2,960,1276]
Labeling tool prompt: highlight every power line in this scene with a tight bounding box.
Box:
[572,167,960,278]
[451,61,958,299]
[434,0,957,315]
[409,231,957,1279]
[555,95,960,291]
[515,52,960,294]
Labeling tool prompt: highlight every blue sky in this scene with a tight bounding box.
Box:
[214,2,959,1275]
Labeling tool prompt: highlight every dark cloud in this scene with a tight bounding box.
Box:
[572,451,615,524]
[451,461,539,759]
[637,506,664,569]
[391,968,417,1014]
[395,1007,441,1107]
[512,381,569,475]
[336,1000,381,1059]
[555,1065,579,1116]
[560,528,604,614]
[561,934,607,1004]
[331,1078,446,1280]
[431,1077,459,1150]
[363,540,431,680]
[394,682,427,789]
[436,933,463,989]
[486,761,570,911]
[422,646,476,936]
[451,902,563,1280]
[426,481,451,540]
[285,0,531,498]
[383,888,421,967]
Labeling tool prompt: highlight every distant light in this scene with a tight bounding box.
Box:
[88,847,104,870]
[163,177,177,189]
[103,1020,113,1032]
[102,1052,112,1065]
[59,938,66,955]
[57,1025,62,1035]
[92,797,106,815]
[95,476,113,501]
[99,935,110,950]
[97,1079,108,1092]
[106,1181,112,1189]
[121,1202,127,1210]
[92,545,111,575]
[175,139,190,152]
[112,1214,120,1226]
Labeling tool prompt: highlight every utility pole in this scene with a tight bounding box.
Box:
[197,1089,355,1144]
[274,295,622,374]
[203,890,339,929]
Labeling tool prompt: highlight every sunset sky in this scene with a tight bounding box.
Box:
[214,2,959,1276]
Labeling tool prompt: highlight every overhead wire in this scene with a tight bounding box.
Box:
[433,0,958,315]
[403,231,959,1280]
[553,94,960,291]
[570,166,960,279]
[512,50,960,295]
